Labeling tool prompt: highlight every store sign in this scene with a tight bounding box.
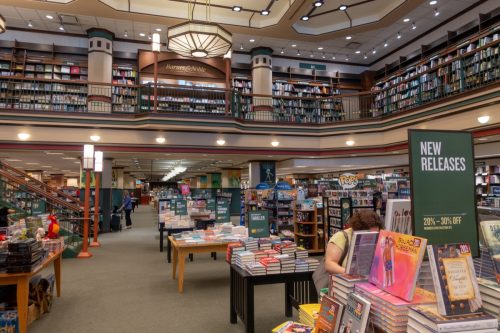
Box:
[409,130,478,256]
[216,199,230,223]
[248,210,270,238]
[299,63,327,70]
[206,198,216,211]
[175,199,187,216]
[339,173,358,189]
[356,178,377,189]
[180,184,190,195]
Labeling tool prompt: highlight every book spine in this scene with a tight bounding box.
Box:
[409,238,427,300]
[427,245,447,316]
[437,319,499,332]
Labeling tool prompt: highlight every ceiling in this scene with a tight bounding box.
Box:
[0,0,483,64]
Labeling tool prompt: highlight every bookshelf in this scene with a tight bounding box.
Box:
[476,161,500,208]
[262,189,296,237]
[294,204,322,253]
[373,24,499,115]
[112,64,138,113]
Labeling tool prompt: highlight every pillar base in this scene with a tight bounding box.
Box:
[89,241,101,248]
[77,251,93,259]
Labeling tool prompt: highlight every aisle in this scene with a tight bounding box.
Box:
[30,205,291,333]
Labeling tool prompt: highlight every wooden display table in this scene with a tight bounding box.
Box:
[169,236,230,293]
[229,264,318,333]
[0,249,62,333]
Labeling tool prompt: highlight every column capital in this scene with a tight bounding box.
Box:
[87,28,115,41]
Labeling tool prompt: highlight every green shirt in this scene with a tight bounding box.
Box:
[328,228,353,267]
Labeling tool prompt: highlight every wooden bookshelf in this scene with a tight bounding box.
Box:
[293,205,320,253]
[112,63,138,113]
[476,161,500,208]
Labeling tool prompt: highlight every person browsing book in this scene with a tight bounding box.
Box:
[118,190,133,229]
[325,211,383,274]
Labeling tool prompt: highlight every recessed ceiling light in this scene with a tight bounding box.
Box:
[310,53,314,58]
[403,18,410,23]
[17,133,30,141]
[216,138,226,146]
[233,5,242,12]
[28,21,33,28]
[280,48,285,54]
[46,152,64,155]
[155,28,162,32]
[477,115,490,124]
[322,54,326,59]
[139,33,146,37]
[345,140,355,146]
[239,44,244,50]
[74,161,81,164]
[372,49,376,54]
[249,38,255,42]
[26,162,40,165]
[314,0,324,7]
[124,31,128,37]
[301,16,309,21]
[434,8,439,16]
[355,50,361,54]
[363,54,368,59]
[58,24,64,31]
[332,56,336,60]
[297,50,301,56]
[397,32,402,39]
[345,57,349,61]
[156,136,166,144]
[41,165,52,168]
[412,22,416,30]
[261,9,270,16]
[429,0,437,5]
[317,46,324,50]
[345,36,352,40]
[90,135,100,142]
[296,166,307,168]
[271,140,280,147]
[339,5,348,11]
[384,41,388,47]
[45,15,54,20]
[148,33,152,40]
[291,44,297,47]
[62,157,77,160]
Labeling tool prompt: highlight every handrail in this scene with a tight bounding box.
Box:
[0,160,83,207]
[0,169,81,212]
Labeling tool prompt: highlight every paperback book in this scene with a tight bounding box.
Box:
[272,321,314,333]
[338,293,371,333]
[368,230,427,301]
[427,243,483,316]
[479,220,500,284]
[345,231,379,276]
[315,295,344,333]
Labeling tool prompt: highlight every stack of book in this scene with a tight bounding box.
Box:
[260,257,281,274]
[275,241,297,255]
[474,245,497,281]
[355,282,436,333]
[298,304,320,327]
[258,238,272,250]
[252,250,267,261]
[276,254,295,273]
[225,242,245,264]
[235,251,255,269]
[264,249,279,257]
[272,321,313,333]
[6,239,45,273]
[407,304,499,333]
[477,278,500,324]
[295,247,308,259]
[242,238,259,251]
[304,258,320,271]
[245,262,266,276]
[295,259,308,272]
[416,260,435,292]
[330,273,366,306]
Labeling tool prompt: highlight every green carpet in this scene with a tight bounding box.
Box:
[29,206,294,333]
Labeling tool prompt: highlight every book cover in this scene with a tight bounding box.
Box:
[315,295,344,333]
[479,220,500,284]
[345,231,379,276]
[338,293,371,333]
[427,243,483,316]
[368,230,427,301]
[384,199,412,234]
[272,321,314,333]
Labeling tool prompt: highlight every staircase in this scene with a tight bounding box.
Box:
[0,161,85,258]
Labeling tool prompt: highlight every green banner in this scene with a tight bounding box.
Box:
[248,210,270,238]
[216,199,230,223]
[206,198,216,211]
[211,173,222,189]
[175,199,187,216]
[409,130,478,256]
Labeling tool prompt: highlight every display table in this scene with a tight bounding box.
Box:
[0,249,62,333]
[229,264,318,333]
[169,236,230,293]
[158,222,194,259]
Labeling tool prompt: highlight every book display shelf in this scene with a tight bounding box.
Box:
[262,189,296,237]
[373,19,500,115]
[293,205,322,253]
[476,161,500,208]
[112,63,138,113]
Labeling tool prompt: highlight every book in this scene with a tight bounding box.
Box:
[384,199,412,234]
[345,231,379,276]
[272,321,314,333]
[315,295,344,333]
[298,303,320,327]
[338,293,371,333]
[408,303,498,332]
[427,243,483,316]
[368,230,427,301]
[479,220,500,284]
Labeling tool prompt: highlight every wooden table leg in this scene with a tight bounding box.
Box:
[229,266,237,324]
[285,282,293,317]
[54,253,62,297]
[159,225,164,252]
[244,279,255,333]
[172,246,178,280]
[178,250,186,293]
[167,231,172,263]
[17,276,29,333]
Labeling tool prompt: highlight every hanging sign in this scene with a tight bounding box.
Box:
[248,210,270,238]
[175,199,187,216]
[339,173,358,189]
[409,130,478,256]
[216,199,230,223]
[206,198,216,211]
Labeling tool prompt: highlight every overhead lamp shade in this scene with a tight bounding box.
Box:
[83,144,94,170]
[0,16,5,34]
[94,151,103,172]
[152,32,161,52]
[167,21,232,58]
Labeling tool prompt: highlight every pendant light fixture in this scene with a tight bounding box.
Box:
[167,0,232,58]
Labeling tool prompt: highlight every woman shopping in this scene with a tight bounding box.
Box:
[119,190,133,229]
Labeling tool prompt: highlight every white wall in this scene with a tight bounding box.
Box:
[370,0,499,71]
[1,30,89,48]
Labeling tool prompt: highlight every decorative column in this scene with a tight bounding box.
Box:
[251,47,273,115]
[87,28,114,113]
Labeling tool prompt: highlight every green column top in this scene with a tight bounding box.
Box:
[87,28,115,41]
[250,47,273,58]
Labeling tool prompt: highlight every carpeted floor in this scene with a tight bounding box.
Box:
[30,206,295,333]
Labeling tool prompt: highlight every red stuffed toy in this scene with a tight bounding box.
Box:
[47,215,60,239]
